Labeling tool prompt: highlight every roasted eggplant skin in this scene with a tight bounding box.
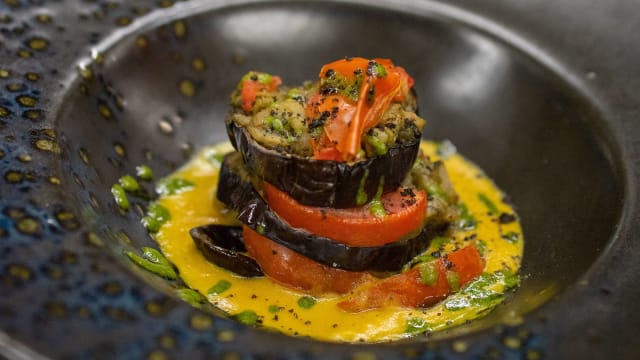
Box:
[216,152,445,272]
[190,224,264,277]
[226,121,420,209]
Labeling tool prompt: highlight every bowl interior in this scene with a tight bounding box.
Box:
[56,1,622,340]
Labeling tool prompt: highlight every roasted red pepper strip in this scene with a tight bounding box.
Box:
[338,245,484,312]
[308,58,414,161]
[263,182,427,247]
[243,226,374,295]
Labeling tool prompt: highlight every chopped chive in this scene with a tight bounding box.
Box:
[369,177,387,217]
[369,202,386,217]
[118,174,140,192]
[475,239,487,256]
[207,152,226,167]
[268,305,282,313]
[478,193,499,216]
[355,169,369,206]
[406,317,432,334]
[124,247,177,280]
[366,135,388,156]
[297,296,316,309]
[156,177,195,196]
[457,203,477,231]
[498,270,520,289]
[502,231,520,243]
[446,270,461,292]
[444,272,509,311]
[430,236,450,249]
[111,184,130,211]
[235,310,258,325]
[419,262,438,286]
[404,252,436,271]
[177,288,207,306]
[135,165,154,181]
[208,279,232,295]
[142,202,171,233]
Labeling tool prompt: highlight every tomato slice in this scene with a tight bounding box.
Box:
[243,226,374,295]
[240,72,282,112]
[338,245,484,312]
[263,182,427,247]
[308,57,414,161]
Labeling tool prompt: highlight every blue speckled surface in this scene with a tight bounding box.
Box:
[1,0,639,359]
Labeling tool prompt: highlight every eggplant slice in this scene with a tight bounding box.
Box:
[190,224,264,277]
[227,122,420,209]
[216,152,446,272]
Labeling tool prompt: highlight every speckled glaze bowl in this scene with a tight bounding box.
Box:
[1,0,639,359]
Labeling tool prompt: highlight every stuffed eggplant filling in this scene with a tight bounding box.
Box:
[227,58,424,208]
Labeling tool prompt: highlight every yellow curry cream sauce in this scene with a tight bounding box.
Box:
[153,141,523,343]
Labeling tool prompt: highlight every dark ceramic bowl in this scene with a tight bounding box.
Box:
[1,1,639,359]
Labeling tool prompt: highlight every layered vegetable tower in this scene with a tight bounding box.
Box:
[192,58,485,312]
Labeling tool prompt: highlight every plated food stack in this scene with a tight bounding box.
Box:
[204,58,484,311]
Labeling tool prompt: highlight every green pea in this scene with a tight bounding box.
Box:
[264,115,283,131]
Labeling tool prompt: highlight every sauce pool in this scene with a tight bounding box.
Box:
[153,141,524,343]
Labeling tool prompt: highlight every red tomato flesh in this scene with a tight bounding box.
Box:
[240,73,282,112]
[243,226,374,295]
[338,245,484,312]
[263,182,427,247]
